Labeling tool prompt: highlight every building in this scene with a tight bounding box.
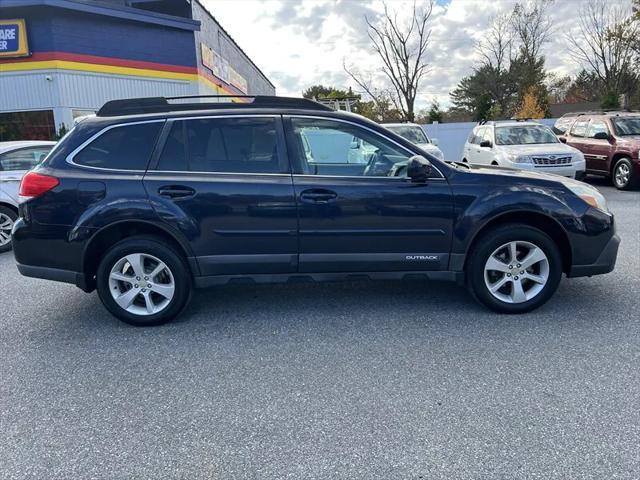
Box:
[0,0,275,140]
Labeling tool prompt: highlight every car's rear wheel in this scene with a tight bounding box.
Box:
[612,157,636,190]
[467,224,562,313]
[0,206,18,253]
[96,236,192,326]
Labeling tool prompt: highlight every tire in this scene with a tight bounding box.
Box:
[0,205,18,254]
[467,224,562,314]
[96,236,192,326]
[612,157,637,190]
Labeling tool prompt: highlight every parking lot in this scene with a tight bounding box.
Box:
[0,179,638,479]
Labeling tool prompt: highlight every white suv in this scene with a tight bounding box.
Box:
[383,123,445,161]
[462,121,586,179]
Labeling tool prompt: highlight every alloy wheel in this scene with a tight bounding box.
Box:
[0,213,14,247]
[615,163,630,188]
[483,241,549,304]
[108,253,175,316]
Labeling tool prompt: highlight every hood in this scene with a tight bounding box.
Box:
[463,163,586,188]
[498,143,578,156]
[416,142,440,152]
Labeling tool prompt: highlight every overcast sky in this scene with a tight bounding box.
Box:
[205,0,632,110]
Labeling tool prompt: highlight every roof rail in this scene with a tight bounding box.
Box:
[96,95,332,117]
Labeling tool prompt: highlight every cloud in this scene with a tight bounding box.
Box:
[203,0,633,109]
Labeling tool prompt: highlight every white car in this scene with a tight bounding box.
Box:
[383,123,445,161]
[462,121,586,179]
[0,140,56,252]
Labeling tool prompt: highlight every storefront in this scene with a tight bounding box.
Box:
[0,0,275,140]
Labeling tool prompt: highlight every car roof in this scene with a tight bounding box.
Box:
[0,141,56,154]
[477,121,544,128]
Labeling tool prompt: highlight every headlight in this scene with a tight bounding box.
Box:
[573,151,585,163]
[504,152,532,164]
[566,183,609,213]
[433,150,444,160]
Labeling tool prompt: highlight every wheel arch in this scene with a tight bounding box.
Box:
[464,210,572,274]
[81,220,198,291]
[0,201,18,215]
[610,153,632,175]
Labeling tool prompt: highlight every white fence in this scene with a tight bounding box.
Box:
[421,118,557,161]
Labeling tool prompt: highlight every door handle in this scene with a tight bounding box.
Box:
[158,185,196,199]
[300,188,338,203]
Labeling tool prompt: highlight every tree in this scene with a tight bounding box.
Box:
[515,86,545,118]
[345,1,433,122]
[302,85,353,100]
[566,0,639,101]
[427,100,443,123]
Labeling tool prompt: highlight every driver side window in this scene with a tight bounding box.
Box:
[290,117,413,177]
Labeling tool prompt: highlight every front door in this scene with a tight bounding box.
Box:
[285,116,454,273]
[144,115,298,276]
[584,119,613,173]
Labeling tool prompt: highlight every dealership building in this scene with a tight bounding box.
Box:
[0,0,275,140]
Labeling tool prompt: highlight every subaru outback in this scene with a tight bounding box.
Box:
[13,96,619,326]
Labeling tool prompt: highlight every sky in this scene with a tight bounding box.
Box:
[204,0,632,111]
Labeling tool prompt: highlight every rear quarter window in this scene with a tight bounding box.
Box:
[73,122,163,170]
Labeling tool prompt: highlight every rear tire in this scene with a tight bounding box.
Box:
[467,224,562,313]
[612,157,637,190]
[96,236,192,326]
[0,206,18,254]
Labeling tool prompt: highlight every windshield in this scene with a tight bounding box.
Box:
[612,117,640,136]
[495,125,559,145]
[387,125,428,144]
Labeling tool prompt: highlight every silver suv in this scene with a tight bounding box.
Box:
[0,141,55,252]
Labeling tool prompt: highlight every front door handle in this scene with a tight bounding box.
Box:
[158,185,196,199]
[300,188,338,203]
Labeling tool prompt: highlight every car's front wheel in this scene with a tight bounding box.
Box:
[467,224,563,313]
[96,236,192,326]
[0,206,18,253]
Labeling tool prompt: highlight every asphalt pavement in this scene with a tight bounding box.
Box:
[1,179,639,479]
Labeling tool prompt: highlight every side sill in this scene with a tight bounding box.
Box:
[194,270,464,288]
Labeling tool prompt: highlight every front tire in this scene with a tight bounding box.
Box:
[467,224,562,313]
[0,206,18,253]
[96,236,192,326]
[612,157,636,190]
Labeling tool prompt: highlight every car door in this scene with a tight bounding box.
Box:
[285,116,454,273]
[0,146,53,203]
[584,119,612,173]
[477,127,495,164]
[465,127,484,164]
[144,115,298,276]
[565,118,591,168]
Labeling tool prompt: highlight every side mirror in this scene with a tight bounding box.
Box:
[593,131,610,140]
[479,140,492,148]
[559,137,567,143]
[406,155,432,183]
[350,138,360,149]
[431,137,439,146]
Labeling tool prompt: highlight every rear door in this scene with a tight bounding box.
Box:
[144,115,298,276]
[285,116,454,273]
[584,118,612,173]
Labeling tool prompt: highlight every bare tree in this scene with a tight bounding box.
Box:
[510,0,554,66]
[475,13,513,72]
[566,0,639,97]
[345,1,433,122]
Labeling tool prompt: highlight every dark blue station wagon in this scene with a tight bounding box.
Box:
[13,96,619,325]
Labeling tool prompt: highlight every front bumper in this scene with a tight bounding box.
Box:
[506,160,586,178]
[568,234,620,277]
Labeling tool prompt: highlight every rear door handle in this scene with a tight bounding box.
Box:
[158,185,196,199]
[300,189,338,203]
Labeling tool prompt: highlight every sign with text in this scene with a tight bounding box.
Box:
[229,66,248,94]
[0,19,29,57]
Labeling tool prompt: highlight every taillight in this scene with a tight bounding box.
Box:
[19,172,59,200]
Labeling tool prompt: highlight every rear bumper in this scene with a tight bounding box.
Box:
[568,234,620,277]
[16,263,91,291]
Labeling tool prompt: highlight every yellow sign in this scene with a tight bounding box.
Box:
[0,19,29,58]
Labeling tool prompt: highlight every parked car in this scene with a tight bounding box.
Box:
[462,120,586,179]
[382,123,445,161]
[0,140,56,252]
[13,96,618,326]
[555,112,640,190]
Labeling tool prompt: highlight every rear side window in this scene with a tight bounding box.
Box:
[74,122,162,170]
[156,117,281,174]
[0,146,53,171]
[570,119,589,138]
